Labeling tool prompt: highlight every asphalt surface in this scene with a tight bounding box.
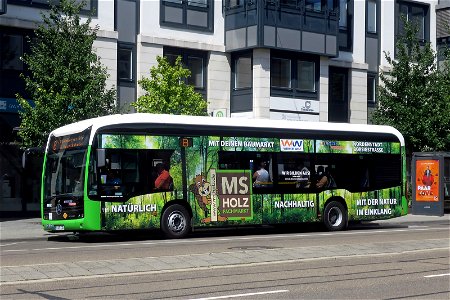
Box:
[1,213,449,242]
[1,214,449,286]
[2,250,449,299]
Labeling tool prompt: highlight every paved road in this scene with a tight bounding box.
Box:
[1,214,449,299]
[1,214,448,242]
[2,250,448,299]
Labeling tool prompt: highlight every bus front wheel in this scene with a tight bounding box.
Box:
[323,201,347,231]
[161,204,191,239]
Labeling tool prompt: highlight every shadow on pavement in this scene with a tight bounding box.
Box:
[46,221,409,244]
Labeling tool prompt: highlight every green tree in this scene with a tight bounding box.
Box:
[17,0,117,148]
[132,56,207,115]
[372,18,450,152]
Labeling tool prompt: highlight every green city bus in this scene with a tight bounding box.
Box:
[41,114,407,238]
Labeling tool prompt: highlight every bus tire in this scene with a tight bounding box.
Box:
[323,201,347,231]
[161,204,191,239]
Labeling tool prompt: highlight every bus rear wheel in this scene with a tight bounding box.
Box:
[323,201,347,231]
[161,204,191,239]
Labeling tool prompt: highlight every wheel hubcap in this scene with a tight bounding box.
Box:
[328,207,343,227]
[167,211,186,233]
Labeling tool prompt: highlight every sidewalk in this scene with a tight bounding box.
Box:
[1,214,449,284]
[1,232,449,284]
[1,214,449,242]
[0,218,57,241]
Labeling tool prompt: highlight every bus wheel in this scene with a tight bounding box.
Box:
[323,201,347,231]
[161,204,191,239]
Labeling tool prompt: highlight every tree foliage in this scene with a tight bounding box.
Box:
[17,0,117,148]
[372,18,450,152]
[132,56,207,116]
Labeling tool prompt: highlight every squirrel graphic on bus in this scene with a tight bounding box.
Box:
[189,174,227,223]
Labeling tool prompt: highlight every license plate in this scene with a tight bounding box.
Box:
[55,225,65,231]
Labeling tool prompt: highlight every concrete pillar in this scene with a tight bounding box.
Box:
[252,48,271,119]
[349,69,368,124]
[319,57,329,122]
[207,52,231,116]
[136,38,163,98]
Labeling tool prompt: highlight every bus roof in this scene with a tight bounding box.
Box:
[48,113,405,146]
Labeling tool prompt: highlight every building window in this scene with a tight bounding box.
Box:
[160,0,214,32]
[271,58,291,89]
[118,45,133,82]
[0,0,7,15]
[235,56,252,89]
[187,56,204,88]
[231,52,252,113]
[8,0,96,15]
[338,0,352,51]
[339,0,348,29]
[305,0,323,12]
[297,61,315,92]
[397,1,428,42]
[271,52,319,98]
[367,74,376,105]
[437,44,449,71]
[280,0,298,8]
[227,0,242,8]
[0,34,23,71]
[367,0,377,34]
[164,47,207,95]
[188,0,207,8]
[0,28,33,100]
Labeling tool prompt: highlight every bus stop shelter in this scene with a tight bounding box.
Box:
[411,152,450,216]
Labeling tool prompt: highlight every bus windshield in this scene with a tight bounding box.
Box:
[44,148,87,198]
[43,128,91,200]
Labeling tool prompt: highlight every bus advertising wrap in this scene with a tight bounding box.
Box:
[97,134,405,230]
[40,115,407,238]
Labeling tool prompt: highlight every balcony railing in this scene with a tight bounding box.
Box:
[224,0,339,56]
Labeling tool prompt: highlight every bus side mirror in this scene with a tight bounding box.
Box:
[97,149,106,168]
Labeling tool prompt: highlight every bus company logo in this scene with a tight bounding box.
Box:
[56,203,63,215]
[280,139,304,152]
[321,141,338,146]
[320,140,344,150]
[300,101,314,112]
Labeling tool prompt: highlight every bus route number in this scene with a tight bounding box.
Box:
[179,137,193,148]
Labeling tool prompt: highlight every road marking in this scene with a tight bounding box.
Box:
[190,290,289,300]
[1,226,447,254]
[0,242,26,247]
[424,273,450,278]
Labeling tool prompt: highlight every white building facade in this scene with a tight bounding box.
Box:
[0,0,447,214]
[1,0,444,123]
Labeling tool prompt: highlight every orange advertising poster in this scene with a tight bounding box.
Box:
[415,160,440,202]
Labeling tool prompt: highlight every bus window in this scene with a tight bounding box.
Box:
[314,153,401,192]
[147,150,175,192]
[218,151,273,192]
[252,158,273,189]
[152,161,173,191]
[89,148,176,200]
[276,153,313,192]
